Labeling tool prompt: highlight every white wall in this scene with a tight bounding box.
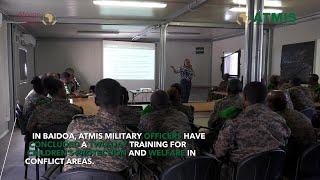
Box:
[165,41,212,89]
[35,39,213,91]
[36,39,103,90]
[272,18,320,76]
[0,21,10,138]
[211,35,245,86]
[12,25,35,105]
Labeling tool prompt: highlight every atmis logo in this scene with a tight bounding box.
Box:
[237,12,297,25]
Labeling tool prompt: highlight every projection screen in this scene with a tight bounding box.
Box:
[103,41,155,90]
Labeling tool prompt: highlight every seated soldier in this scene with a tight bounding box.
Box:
[267,90,318,179]
[287,77,316,121]
[214,82,291,180]
[219,73,229,91]
[27,77,82,133]
[65,67,81,91]
[267,75,280,91]
[23,75,50,133]
[139,90,197,173]
[119,86,141,131]
[46,72,60,79]
[208,79,243,128]
[273,77,295,109]
[60,71,73,95]
[207,79,243,148]
[63,79,130,176]
[308,74,320,102]
[167,84,194,123]
[279,78,293,90]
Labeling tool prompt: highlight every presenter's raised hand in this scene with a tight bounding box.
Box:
[170,66,178,73]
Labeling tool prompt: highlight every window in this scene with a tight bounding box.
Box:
[103,41,155,89]
[223,50,241,77]
[19,48,27,81]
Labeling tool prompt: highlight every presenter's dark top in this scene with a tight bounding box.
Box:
[176,66,194,81]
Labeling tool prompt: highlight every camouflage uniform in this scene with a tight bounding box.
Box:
[72,77,81,91]
[63,110,130,172]
[214,103,291,180]
[308,84,320,102]
[279,82,292,90]
[28,99,83,133]
[278,108,317,177]
[22,90,51,133]
[267,83,277,91]
[23,90,50,121]
[278,108,317,146]
[119,106,141,131]
[214,103,291,163]
[207,94,243,148]
[170,103,194,123]
[208,94,243,128]
[208,88,225,101]
[139,108,197,172]
[288,86,314,111]
[219,80,228,91]
[284,91,294,110]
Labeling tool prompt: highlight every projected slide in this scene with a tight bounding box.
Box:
[103,41,155,80]
[223,52,239,76]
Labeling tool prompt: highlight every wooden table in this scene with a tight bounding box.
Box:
[71,96,148,115]
[71,96,98,115]
[184,102,215,112]
[71,96,215,115]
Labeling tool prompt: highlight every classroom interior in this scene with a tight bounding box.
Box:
[0,0,320,179]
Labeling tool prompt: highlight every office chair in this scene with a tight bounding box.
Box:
[295,143,320,180]
[160,156,220,180]
[234,149,286,180]
[55,168,126,180]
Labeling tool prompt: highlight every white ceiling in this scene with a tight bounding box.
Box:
[1,0,320,40]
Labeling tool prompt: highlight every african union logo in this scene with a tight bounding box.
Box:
[42,12,57,26]
[236,13,251,26]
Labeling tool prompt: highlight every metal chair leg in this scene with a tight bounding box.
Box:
[24,135,30,179]
[36,163,39,180]
[24,164,28,179]
[36,147,40,180]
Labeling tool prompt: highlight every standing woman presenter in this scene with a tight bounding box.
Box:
[170,59,195,103]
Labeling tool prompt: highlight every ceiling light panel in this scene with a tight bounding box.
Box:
[233,0,282,7]
[93,0,167,8]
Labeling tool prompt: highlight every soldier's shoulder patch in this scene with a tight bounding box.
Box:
[35,98,51,106]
